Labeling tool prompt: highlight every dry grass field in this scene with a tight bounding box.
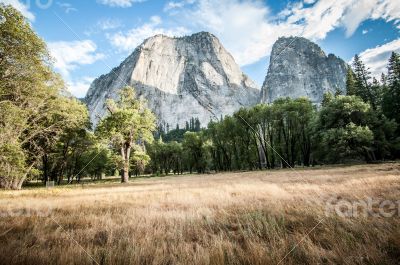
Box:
[0,163,400,265]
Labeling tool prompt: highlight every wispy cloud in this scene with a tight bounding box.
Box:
[84,18,123,36]
[48,40,104,97]
[165,0,400,66]
[48,40,105,78]
[98,18,122,30]
[57,2,78,14]
[356,38,400,78]
[97,0,146,8]
[164,0,196,12]
[107,16,189,52]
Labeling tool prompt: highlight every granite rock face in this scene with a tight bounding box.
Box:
[85,32,260,128]
[261,37,348,104]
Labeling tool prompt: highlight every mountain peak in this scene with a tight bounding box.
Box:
[261,37,347,103]
[85,32,259,128]
[273,36,326,57]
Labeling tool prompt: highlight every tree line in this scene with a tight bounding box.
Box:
[147,52,400,173]
[1,5,399,189]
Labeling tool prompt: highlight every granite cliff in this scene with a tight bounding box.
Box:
[85,32,260,128]
[261,37,348,104]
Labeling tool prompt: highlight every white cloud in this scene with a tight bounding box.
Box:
[168,0,400,66]
[164,1,186,12]
[171,0,302,65]
[66,77,95,98]
[84,18,123,36]
[48,40,104,97]
[48,40,105,78]
[98,18,122,30]
[356,38,400,78]
[57,2,78,14]
[108,16,189,52]
[97,0,146,8]
[0,0,35,21]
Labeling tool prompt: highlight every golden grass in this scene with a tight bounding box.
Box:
[1,163,400,265]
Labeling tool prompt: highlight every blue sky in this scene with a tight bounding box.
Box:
[2,0,400,97]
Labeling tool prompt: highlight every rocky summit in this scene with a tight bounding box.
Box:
[85,32,260,128]
[261,36,348,104]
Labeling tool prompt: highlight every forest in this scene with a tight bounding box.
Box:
[1,5,400,190]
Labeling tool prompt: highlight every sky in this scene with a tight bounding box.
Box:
[1,0,400,98]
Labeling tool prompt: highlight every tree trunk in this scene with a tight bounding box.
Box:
[122,161,129,183]
[43,154,48,183]
[120,144,130,183]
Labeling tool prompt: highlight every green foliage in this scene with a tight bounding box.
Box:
[205,98,315,170]
[315,95,374,162]
[0,5,90,189]
[156,117,202,142]
[346,67,357,95]
[1,4,400,188]
[318,95,370,129]
[382,52,400,126]
[351,54,381,109]
[182,132,209,173]
[130,148,151,176]
[96,86,156,182]
[147,139,184,175]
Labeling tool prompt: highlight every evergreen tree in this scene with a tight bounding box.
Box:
[383,52,400,125]
[352,54,377,109]
[386,52,400,86]
[194,118,201,131]
[346,67,357,95]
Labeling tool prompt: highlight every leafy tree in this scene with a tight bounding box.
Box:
[315,95,374,162]
[147,138,184,175]
[271,98,314,167]
[130,148,150,177]
[233,108,261,169]
[319,123,374,162]
[182,132,208,173]
[0,5,88,189]
[96,86,156,183]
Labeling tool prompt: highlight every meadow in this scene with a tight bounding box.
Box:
[0,163,399,265]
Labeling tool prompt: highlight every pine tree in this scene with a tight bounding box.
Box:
[194,118,201,131]
[346,67,357,95]
[382,52,400,125]
[381,73,387,86]
[352,54,377,109]
[387,52,400,86]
